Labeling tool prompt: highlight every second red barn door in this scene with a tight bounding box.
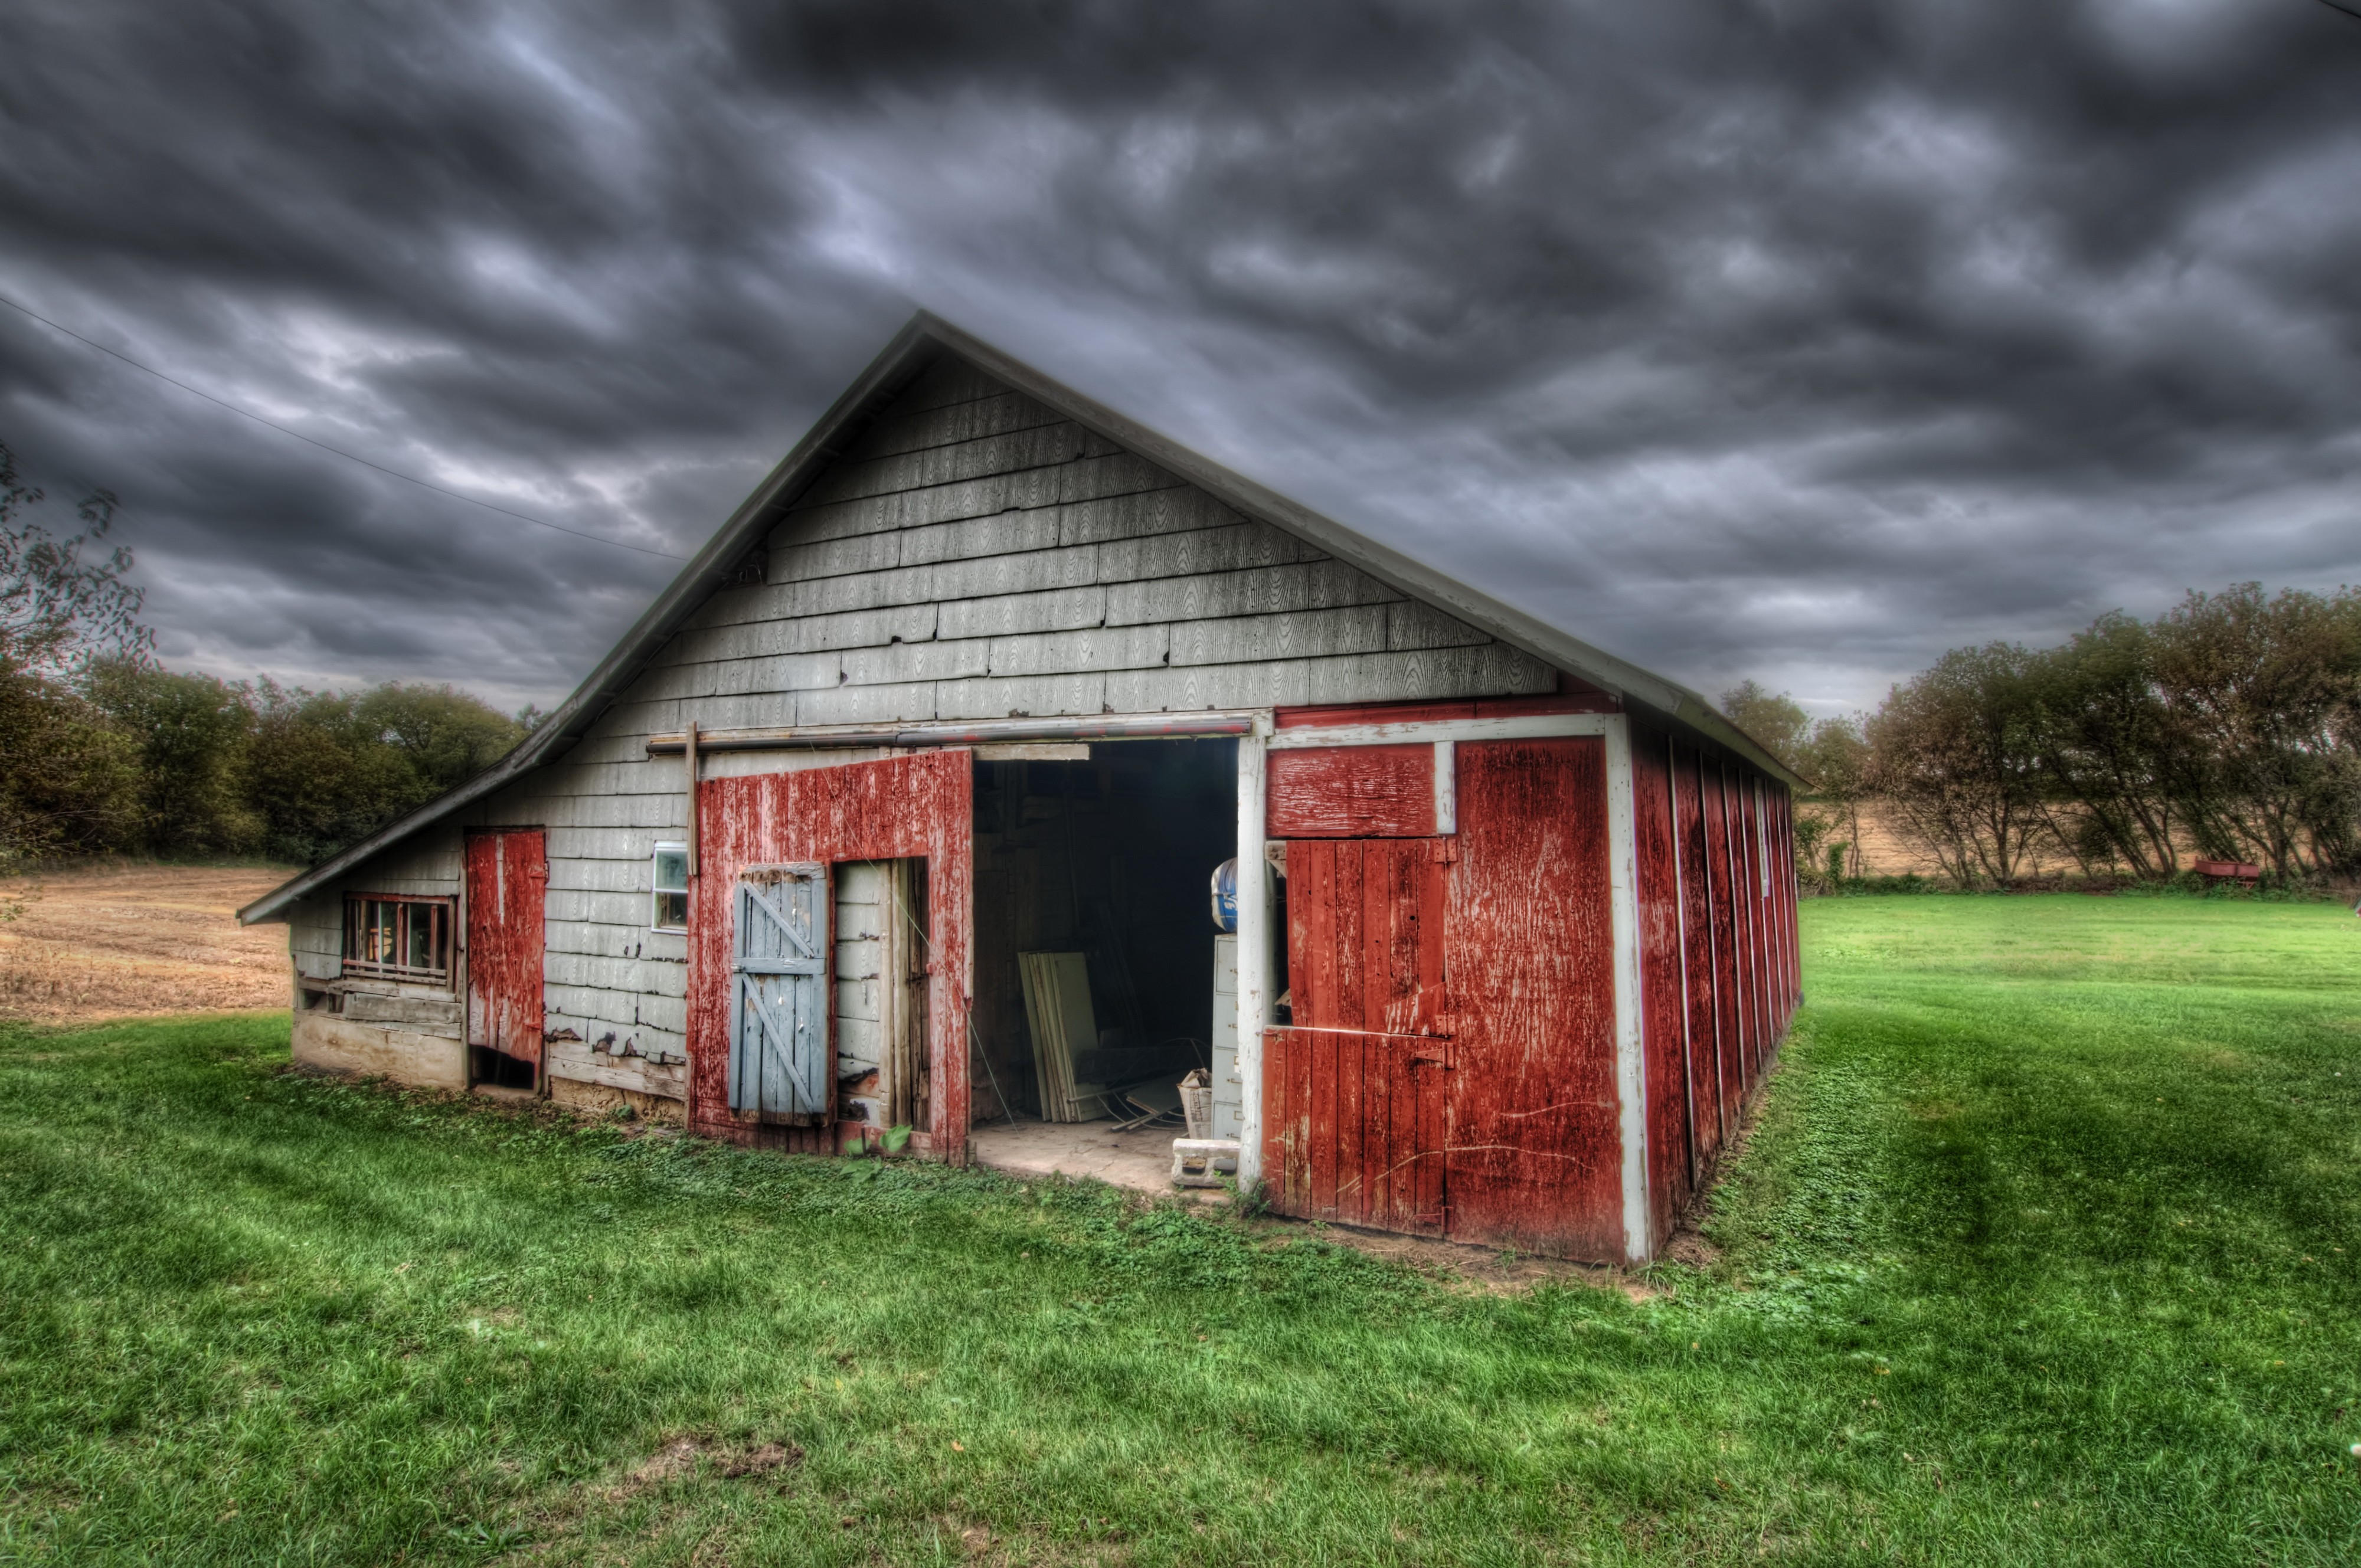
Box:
[1441,737,1620,1257]
[1265,735,1623,1258]
[466,827,548,1082]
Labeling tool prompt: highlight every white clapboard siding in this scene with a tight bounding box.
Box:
[932,672,1108,722]
[854,388,1068,461]
[833,862,888,1076]
[545,1039,689,1093]
[897,507,1066,569]
[544,948,684,996]
[1388,598,1499,652]
[1055,485,1242,546]
[936,586,1110,641]
[982,623,1170,678]
[557,850,689,902]
[1103,559,1401,626]
[544,918,685,968]
[837,637,992,688]
[544,979,685,1033]
[539,761,688,801]
[799,423,1103,510]
[1167,605,1391,667]
[891,355,1012,413]
[542,911,650,950]
[792,680,938,728]
[780,467,1067,546]
[286,357,1573,1107]
[627,651,840,705]
[533,791,695,833]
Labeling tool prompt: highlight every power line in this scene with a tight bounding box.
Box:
[0,290,687,561]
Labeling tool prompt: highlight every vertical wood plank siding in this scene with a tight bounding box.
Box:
[465,830,548,1069]
[1271,837,1454,1229]
[1628,732,1692,1245]
[1630,725,1800,1247]
[1442,737,1621,1259]
[1676,741,1726,1164]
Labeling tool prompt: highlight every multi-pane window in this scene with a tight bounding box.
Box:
[652,843,689,932]
[342,895,453,983]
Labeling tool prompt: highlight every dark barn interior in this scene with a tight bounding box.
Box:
[969,739,1237,1127]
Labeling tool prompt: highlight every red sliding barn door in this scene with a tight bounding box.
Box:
[466,828,547,1074]
[1442,737,1620,1258]
[1266,838,1453,1232]
[1265,736,1623,1258]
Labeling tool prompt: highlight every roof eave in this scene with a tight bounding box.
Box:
[909,315,1807,788]
[238,318,953,925]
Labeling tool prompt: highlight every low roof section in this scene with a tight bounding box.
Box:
[241,312,1800,927]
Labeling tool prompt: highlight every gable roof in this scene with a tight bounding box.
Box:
[240,311,1798,925]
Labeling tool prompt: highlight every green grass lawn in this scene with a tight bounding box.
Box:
[2,896,2358,1566]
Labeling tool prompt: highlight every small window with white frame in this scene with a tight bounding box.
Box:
[652,843,689,931]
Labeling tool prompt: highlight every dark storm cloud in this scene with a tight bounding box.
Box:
[3,0,2359,712]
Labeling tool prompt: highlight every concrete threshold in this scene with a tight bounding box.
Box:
[970,1117,1215,1200]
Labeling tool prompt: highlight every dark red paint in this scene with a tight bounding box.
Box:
[688,749,972,1159]
[1630,729,1694,1248]
[1267,745,1438,838]
[465,828,547,1072]
[1440,736,1622,1259]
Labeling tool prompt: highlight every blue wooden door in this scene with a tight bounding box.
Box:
[730,864,829,1118]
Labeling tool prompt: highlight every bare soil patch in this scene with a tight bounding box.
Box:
[0,863,293,1024]
[1251,1217,1649,1297]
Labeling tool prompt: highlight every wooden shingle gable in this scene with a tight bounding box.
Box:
[242,310,1798,928]
[688,356,1549,731]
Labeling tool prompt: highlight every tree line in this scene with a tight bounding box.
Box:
[2,444,530,869]
[1725,583,2361,889]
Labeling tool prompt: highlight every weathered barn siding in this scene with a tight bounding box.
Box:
[688,749,973,1153]
[280,353,1559,1113]
[1440,736,1622,1259]
[286,833,477,1091]
[1631,722,1801,1251]
[1262,724,1627,1258]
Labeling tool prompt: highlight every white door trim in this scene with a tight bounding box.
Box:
[1600,714,1652,1264]
[1234,714,1273,1188]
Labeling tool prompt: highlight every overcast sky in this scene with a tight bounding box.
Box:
[5,1,2359,716]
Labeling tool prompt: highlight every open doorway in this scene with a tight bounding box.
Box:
[967,738,1237,1166]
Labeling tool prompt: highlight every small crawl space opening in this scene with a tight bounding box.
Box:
[968,738,1237,1128]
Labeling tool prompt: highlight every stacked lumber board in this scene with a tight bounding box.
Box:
[1018,951,1107,1122]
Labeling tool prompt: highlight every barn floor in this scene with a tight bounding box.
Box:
[969,1117,1211,1198]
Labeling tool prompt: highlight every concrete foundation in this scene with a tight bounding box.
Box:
[290,1012,466,1089]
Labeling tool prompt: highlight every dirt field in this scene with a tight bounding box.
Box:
[1850,801,1945,876]
[0,863,293,1025]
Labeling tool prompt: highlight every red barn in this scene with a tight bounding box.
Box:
[241,313,1801,1265]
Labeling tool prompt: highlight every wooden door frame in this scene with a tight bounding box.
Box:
[686,750,972,1160]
